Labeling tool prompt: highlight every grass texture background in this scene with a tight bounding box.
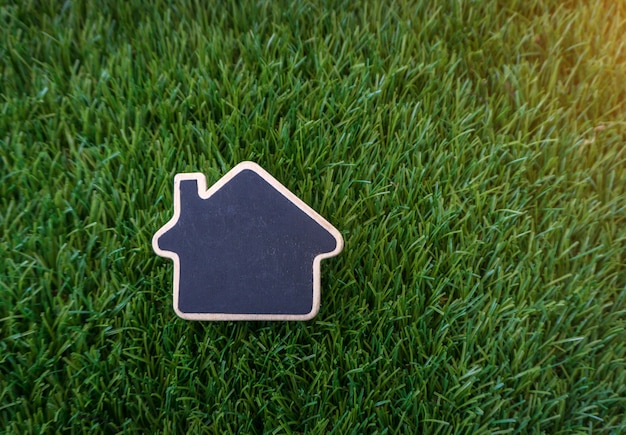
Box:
[1,0,625,432]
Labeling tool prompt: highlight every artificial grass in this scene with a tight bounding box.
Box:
[1,0,625,432]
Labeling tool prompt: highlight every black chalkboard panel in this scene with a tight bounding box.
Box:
[153,162,344,320]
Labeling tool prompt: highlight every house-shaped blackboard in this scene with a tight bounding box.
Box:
[152,162,343,320]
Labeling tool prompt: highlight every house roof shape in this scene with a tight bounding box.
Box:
[152,161,344,321]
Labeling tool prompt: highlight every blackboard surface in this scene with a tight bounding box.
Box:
[153,162,343,321]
